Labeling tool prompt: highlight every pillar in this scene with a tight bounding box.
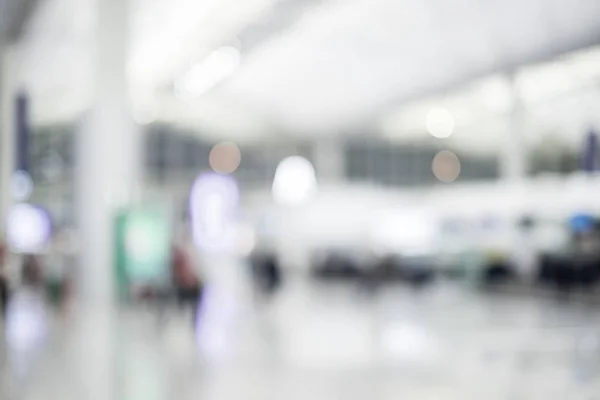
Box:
[0,41,17,237]
[75,0,139,398]
[76,0,140,306]
[500,73,527,182]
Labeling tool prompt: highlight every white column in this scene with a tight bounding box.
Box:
[501,74,527,182]
[313,136,345,184]
[75,1,139,399]
[76,0,140,306]
[0,41,17,236]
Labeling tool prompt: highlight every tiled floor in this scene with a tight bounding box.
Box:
[1,279,600,399]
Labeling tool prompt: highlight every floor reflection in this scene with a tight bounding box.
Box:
[2,279,600,399]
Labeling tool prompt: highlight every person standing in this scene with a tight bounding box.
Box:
[172,244,203,326]
[0,243,9,317]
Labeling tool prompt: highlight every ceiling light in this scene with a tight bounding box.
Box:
[272,156,317,206]
[7,204,52,253]
[175,46,240,100]
[478,76,513,114]
[426,107,455,138]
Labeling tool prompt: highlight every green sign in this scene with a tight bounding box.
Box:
[115,207,170,298]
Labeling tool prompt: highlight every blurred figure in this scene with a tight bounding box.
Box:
[513,216,539,284]
[45,233,71,307]
[361,255,392,294]
[263,255,282,293]
[0,243,9,317]
[549,215,600,293]
[482,251,515,285]
[571,228,600,290]
[172,244,203,324]
[250,253,282,297]
[22,255,44,291]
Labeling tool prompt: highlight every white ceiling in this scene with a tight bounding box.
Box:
[15,0,600,141]
[17,0,277,139]
[381,46,600,153]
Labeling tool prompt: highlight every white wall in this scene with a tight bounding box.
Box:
[242,174,600,266]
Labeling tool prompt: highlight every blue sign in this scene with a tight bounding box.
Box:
[569,213,595,233]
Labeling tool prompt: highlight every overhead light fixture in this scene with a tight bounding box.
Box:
[426,107,455,138]
[478,76,513,114]
[175,46,240,100]
[272,156,317,206]
[7,204,52,253]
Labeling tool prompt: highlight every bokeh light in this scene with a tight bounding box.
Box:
[426,107,455,138]
[6,204,52,253]
[209,142,241,174]
[432,150,461,183]
[272,156,317,206]
[6,293,47,352]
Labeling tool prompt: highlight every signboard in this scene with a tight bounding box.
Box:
[569,213,595,233]
[114,207,170,297]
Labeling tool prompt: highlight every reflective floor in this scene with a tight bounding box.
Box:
[1,279,600,399]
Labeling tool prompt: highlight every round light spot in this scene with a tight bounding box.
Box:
[7,204,52,253]
[432,150,461,183]
[209,142,241,174]
[272,156,317,206]
[426,107,455,138]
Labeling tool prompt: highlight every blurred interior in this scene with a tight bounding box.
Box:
[2,0,600,398]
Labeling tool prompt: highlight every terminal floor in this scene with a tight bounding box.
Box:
[1,280,600,399]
